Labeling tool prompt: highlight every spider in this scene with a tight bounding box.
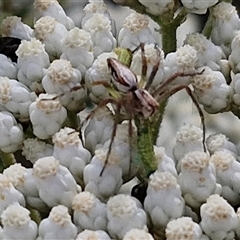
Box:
[85,43,206,176]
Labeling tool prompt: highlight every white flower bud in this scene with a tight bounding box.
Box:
[84,148,123,202]
[82,0,114,34]
[83,13,116,58]
[33,156,80,208]
[82,107,114,154]
[144,171,184,236]
[154,146,177,177]
[76,229,111,240]
[42,59,86,111]
[34,16,68,60]
[0,111,24,153]
[38,205,77,240]
[72,191,107,232]
[0,174,25,216]
[200,194,238,240]
[163,45,198,86]
[211,2,240,55]
[0,54,17,79]
[3,163,47,210]
[123,228,154,240]
[236,208,240,238]
[107,194,147,239]
[34,0,74,30]
[138,0,175,16]
[118,12,156,50]
[179,151,222,208]
[181,0,218,14]
[229,31,240,73]
[16,38,50,92]
[101,122,137,181]
[22,138,53,164]
[1,16,33,40]
[173,124,204,170]
[53,127,91,185]
[166,217,206,240]
[130,43,164,89]
[210,151,240,205]
[1,203,37,240]
[184,33,225,71]
[206,133,239,157]
[0,77,37,121]
[191,66,233,113]
[29,93,67,139]
[61,28,94,75]
[85,52,117,103]
[231,73,240,106]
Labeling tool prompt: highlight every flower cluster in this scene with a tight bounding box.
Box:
[1,0,240,239]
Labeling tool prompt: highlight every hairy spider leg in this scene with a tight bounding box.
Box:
[98,92,137,176]
[144,44,162,91]
[87,81,136,176]
[81,96,121,176]
[139,43,147,82]
[157,83,206,152]
[99,100,121,176]
[152,69,204,98]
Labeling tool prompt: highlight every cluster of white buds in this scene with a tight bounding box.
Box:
[3,163,47,210]
[16,38,50,92]
[52,127,91,185]
[29,93,67,139]
[0,203,38,240]
[34,0,75,30]
[37,205,78,239]
[1,16,33,40]
[1,0,240,239]
[179,151,221,209]
[118,12,156,50]
[144,171,185,237]
[0,111,24,153]
[0,77,37,121]
[210,2,240,55]
[0,54,17,79]
[200,194,238,239]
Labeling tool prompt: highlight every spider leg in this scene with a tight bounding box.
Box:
[92,80,111,88]
[144,44,161,91]
[100,101,121,176]
[139,43,147,82]
[158,85,206,152]
[85,98,118,121]
[127,105,135,176]
[152,69,204,98]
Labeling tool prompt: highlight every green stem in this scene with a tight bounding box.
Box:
[0,151,16,169]
[151,99,168,144]
[135,118,157,179]
[29,207,42,225]
[66,110,79,130]
[201,7,214,38]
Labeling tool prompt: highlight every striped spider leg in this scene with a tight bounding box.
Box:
[152,69,206,152]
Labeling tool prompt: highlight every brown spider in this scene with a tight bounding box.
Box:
[85,43,206,176]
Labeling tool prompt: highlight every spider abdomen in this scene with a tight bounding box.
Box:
[107,58,138,93]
